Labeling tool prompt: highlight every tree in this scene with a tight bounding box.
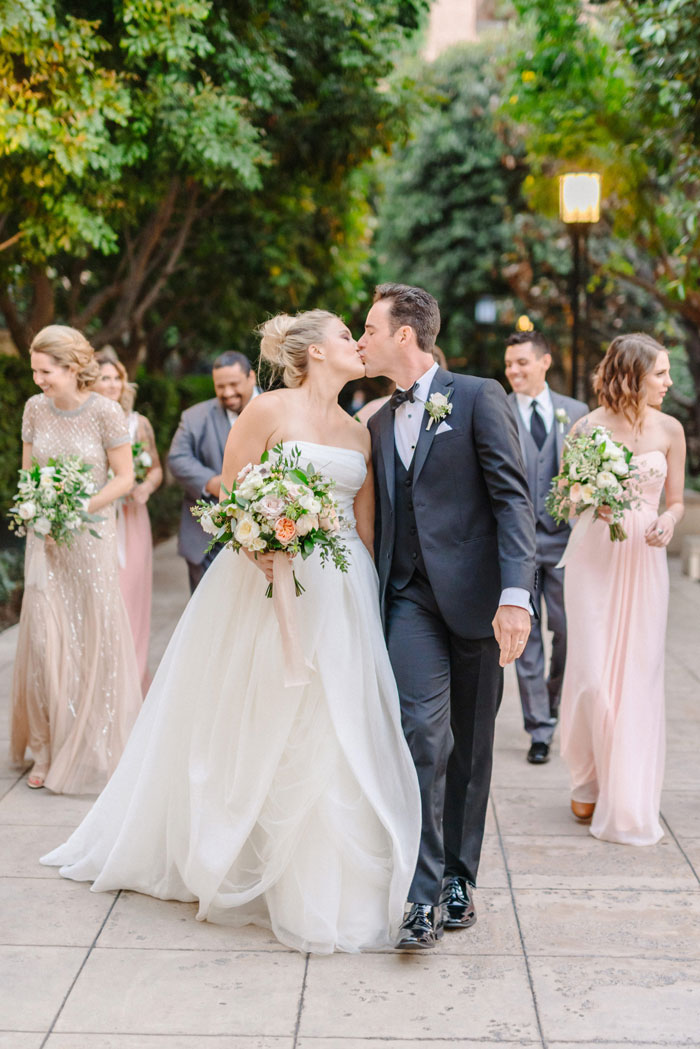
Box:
[0,0,428,369]
[508,0,700,462]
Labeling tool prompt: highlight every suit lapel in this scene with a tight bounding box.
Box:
[508,392,529,464]
[377,403,396,509]
[212,401,231,459]
[412,368,454,485]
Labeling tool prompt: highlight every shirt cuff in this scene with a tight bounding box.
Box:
[499,587,532,612]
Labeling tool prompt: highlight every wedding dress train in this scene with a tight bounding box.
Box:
[41,442,421,952]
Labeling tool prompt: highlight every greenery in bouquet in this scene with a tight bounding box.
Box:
[132,442,153,485]
[191,444,350,596]
[7,457,103,545]
[546,426,640,542]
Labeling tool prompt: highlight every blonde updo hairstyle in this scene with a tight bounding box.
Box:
[30,324,100,390]
[258,310,337,388]
[95,349,136,413]
[593,332,666,428]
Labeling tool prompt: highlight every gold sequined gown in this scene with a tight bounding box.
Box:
[10,393,142,794]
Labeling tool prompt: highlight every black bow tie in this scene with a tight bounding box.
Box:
[389,383,417,411]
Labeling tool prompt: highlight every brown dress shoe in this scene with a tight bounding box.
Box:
[571,800,595,821]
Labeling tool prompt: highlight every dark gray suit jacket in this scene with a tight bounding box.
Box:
[167,398,231,565]
[508,389,588,484]
[369,367,537,640]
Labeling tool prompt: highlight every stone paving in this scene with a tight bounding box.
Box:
[1,538,699,1049]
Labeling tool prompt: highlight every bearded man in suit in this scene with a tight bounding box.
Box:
[504,331,588,765]
[168,351,259,592]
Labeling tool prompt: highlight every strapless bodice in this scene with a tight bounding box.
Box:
[279,440,367,533]
[631,450,667,509]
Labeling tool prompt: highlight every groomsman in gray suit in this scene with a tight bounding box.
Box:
[168,351,259,592]
[504,331,587,765]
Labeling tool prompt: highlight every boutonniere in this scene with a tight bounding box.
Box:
[555,408,570,434]
[425,391,453,431]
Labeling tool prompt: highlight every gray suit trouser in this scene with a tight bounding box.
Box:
[386,571,503,905]
[515,529,568,744]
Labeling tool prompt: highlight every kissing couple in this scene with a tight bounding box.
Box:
[42,283,536,953]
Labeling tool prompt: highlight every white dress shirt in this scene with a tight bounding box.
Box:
[515,384,554,434]
[393,364,530,613]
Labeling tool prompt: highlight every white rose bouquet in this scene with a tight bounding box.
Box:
[546,425,640,542]
[191,443,350,597]
[8,456,103,545]
[131,441,152,484]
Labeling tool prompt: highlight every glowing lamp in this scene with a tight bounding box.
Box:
[559,173,601,224]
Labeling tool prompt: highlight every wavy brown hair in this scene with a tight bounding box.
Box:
[593,333,666,428]
[95,350,136,413]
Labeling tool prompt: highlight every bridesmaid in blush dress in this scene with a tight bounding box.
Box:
[94,353,162,693]
[560,333,686,845]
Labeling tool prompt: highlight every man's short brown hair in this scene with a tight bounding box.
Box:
[373,283,441,353]
[505,331,551,357]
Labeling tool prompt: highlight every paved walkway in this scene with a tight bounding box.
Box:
[1,539,699,1048]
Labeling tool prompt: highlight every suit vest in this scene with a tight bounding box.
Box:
[390,444,428,588]
[522,424,566,535]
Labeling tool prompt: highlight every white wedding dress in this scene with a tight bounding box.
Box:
[41,442,421,953]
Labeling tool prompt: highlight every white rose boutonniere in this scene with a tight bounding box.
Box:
[425,391,453,431]
[554,407,570,434]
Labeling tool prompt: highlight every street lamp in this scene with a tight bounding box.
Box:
[559,173,601,399]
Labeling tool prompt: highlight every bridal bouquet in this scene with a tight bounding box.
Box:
[546,426,639,541]
[8,456,102,545]
[131,441,152,484]
[191,443,350,596]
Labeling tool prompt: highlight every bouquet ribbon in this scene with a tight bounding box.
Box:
[557,506,594,569]
[25,537,49,591]
[272,552,312,687]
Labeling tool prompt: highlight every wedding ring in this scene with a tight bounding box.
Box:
[657,528,663,535]
[517,639,525,646]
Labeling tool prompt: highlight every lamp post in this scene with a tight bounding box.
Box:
[559,173,601,399]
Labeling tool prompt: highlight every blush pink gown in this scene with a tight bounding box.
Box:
[116,412,154,694]
[560,450,668,846]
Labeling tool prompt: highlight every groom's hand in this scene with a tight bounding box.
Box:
[492,605,531,667]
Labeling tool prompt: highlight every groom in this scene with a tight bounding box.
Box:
[359,284,536,950]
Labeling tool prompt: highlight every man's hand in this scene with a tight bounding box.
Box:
[492,604,531,667]
[205,474,222,499]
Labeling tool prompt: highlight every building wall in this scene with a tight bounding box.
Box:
[424,0,478,61]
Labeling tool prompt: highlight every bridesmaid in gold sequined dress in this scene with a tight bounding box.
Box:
[10,326,142,794]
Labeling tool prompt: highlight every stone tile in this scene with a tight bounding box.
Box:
[47,1039,290,1049]
[297,1042,540,1049]
[55,948,304,1035]
[0,878,115,946]
[679,839,700,881]
[666,717,700,751]
[0,774,22,800]
[0,945,85,1031]
[0,1036,45,1049]
[299,954,538,1041]
[502,834,697,890]
[0,781,97,827]
[98,891,290,952]
[0,824,76,878]
[663,750,700,789]
[531,957,700,1043]
[490,746,569,791]
[662,791,700,839]
[475,834,508,889]
[492,787,591,837]
[516,888,700,958]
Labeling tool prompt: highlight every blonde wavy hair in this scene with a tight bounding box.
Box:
[593,333,666,428]
[30,324,100,390]
[257,310,337,388]
[95,349,136,413]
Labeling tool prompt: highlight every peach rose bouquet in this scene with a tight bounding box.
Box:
[191,443,349,596]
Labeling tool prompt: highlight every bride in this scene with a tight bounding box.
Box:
[41,310,421,954]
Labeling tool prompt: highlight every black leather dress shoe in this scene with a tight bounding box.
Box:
[395,903,444,950]
[527,741,550,764]
[440,877,476,929]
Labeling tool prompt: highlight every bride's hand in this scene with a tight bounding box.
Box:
[244,549,275,582]
[595,504,614,524]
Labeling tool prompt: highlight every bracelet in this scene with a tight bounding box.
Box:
[660,511,676,526]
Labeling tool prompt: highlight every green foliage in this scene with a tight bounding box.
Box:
[375,43,527,373]
[0,356,36,527]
